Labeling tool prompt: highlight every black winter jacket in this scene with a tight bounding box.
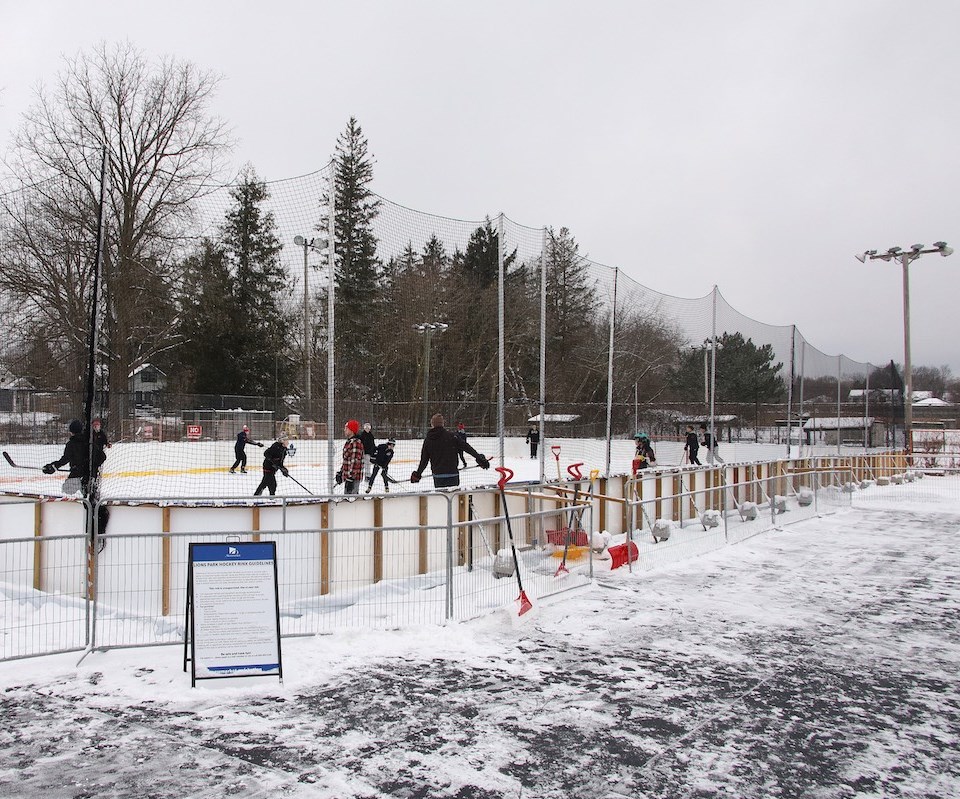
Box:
[415,426,483,478]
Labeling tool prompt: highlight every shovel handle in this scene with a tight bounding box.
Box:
[550,445,561,461]
[495,466,514,489]
[567,462,584,480]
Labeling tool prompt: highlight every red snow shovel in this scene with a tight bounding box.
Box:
[554,462,585,578]
[496,467,533,617]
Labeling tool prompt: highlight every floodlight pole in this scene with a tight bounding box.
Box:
[855,242,953,458]
[413,323,448,434]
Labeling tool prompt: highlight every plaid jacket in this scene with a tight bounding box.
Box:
[341,436,365,480]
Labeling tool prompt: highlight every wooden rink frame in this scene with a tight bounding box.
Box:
[0,451,919,660]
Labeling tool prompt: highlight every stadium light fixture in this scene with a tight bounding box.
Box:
[413,323,449,434]
[854,241,953,456]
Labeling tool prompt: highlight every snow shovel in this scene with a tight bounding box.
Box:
[555,462,585,578]
[468,495,512,579]
[495,467,533,617]
[679,471,719,531]
[551,445,562,481]
[627,474,671,543]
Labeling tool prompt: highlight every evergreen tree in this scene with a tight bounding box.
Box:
[175,239,239,394]
[220,167,292,396]
[324,117,382,394]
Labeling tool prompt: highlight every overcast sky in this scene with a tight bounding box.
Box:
[2,1,958,373]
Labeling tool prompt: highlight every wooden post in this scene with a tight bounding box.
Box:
[251,506,260,542]
[373,498,383,583]
[673,473,682,523]
[419,495,429,575]
[320,503,330,595]
[161,506,171,617]
[598,477,607,531]
[655,474,663,519]
[33,501,43,592]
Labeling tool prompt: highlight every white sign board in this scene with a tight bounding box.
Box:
[185,542,282,685]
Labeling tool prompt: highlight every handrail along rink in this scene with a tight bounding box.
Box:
[0,456,927,661]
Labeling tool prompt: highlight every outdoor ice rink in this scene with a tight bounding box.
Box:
[1,477,958,798]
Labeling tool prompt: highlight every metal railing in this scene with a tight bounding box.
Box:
[3,458,936,662]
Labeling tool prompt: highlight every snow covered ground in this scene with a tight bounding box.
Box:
[1,480,958,798]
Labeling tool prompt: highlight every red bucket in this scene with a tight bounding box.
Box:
[546,528,588,547]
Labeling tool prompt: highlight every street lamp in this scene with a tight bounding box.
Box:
[413,322,448,434]
[855,241,953,455]
[293,235,326,416]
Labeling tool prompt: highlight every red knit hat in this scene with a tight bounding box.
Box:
[345,419,360,435]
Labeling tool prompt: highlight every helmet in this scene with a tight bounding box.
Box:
[635,432,649,441]
[387,438,396,446]
[68,419,83,435]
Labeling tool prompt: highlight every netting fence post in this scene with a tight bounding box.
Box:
[538,227,547,486]
[786,325,796,459]
[604,268,618,476]
[865,366,871,448]
[798,341,806,459]
[326,166,337,494]
[836,355,842,456]
[709,285,718,463]
[497,212,505,463]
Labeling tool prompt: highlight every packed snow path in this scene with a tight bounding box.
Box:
[1,500,958,798]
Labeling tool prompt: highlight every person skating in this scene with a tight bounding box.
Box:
[366,439,396,493]
[411,413,490,489]
[359,422,376,480]
[43,419,90,496]
[632,432,657,474]
[89,418,111,476]
[684,424,701,465]
[337,420,365,495]
[454,423,468,468]
[700,423,725,464]
[254,436,290,496]
[525,425,540,458]
[230,425,262,473]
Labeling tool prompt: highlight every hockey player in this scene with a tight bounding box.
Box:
[366,439,396,493]
[254,436,290,496]
[411,414,490,489]
[230,425,262,473]
[632,432,657,474]
[43,419,89,496]
[700,423,724,464]
[525,425,541,458]
[684,424,701,465]
[359,422,376,480]
[337,420,365,495]
[454,423,468,468]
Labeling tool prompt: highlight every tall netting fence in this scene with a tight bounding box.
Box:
[0,163,897,500]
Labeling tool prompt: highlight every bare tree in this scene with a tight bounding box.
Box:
[0,41,231,417]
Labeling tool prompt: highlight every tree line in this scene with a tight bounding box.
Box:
[4,42,951,429]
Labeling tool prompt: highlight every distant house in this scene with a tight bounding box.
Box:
[803,416,878,446]
[129,363,167,406]
[0,371,33,413]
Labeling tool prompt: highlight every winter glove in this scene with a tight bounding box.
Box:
[256,442,264,448]
[410,471,421,484]
[42,463,56,474]
[335,470,343,485]
[280,467,289,477]
[476,455,490,469]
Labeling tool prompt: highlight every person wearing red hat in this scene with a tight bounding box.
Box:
[338,420,365,494]
[229,423,262,473]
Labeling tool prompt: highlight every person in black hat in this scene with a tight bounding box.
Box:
[366,439,396,493]
[44,419,90,495]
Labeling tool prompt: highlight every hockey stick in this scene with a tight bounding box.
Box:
[555,462,585,577]
[2,451,67,472]
[284,472,314,495]
[495,467,533,616]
